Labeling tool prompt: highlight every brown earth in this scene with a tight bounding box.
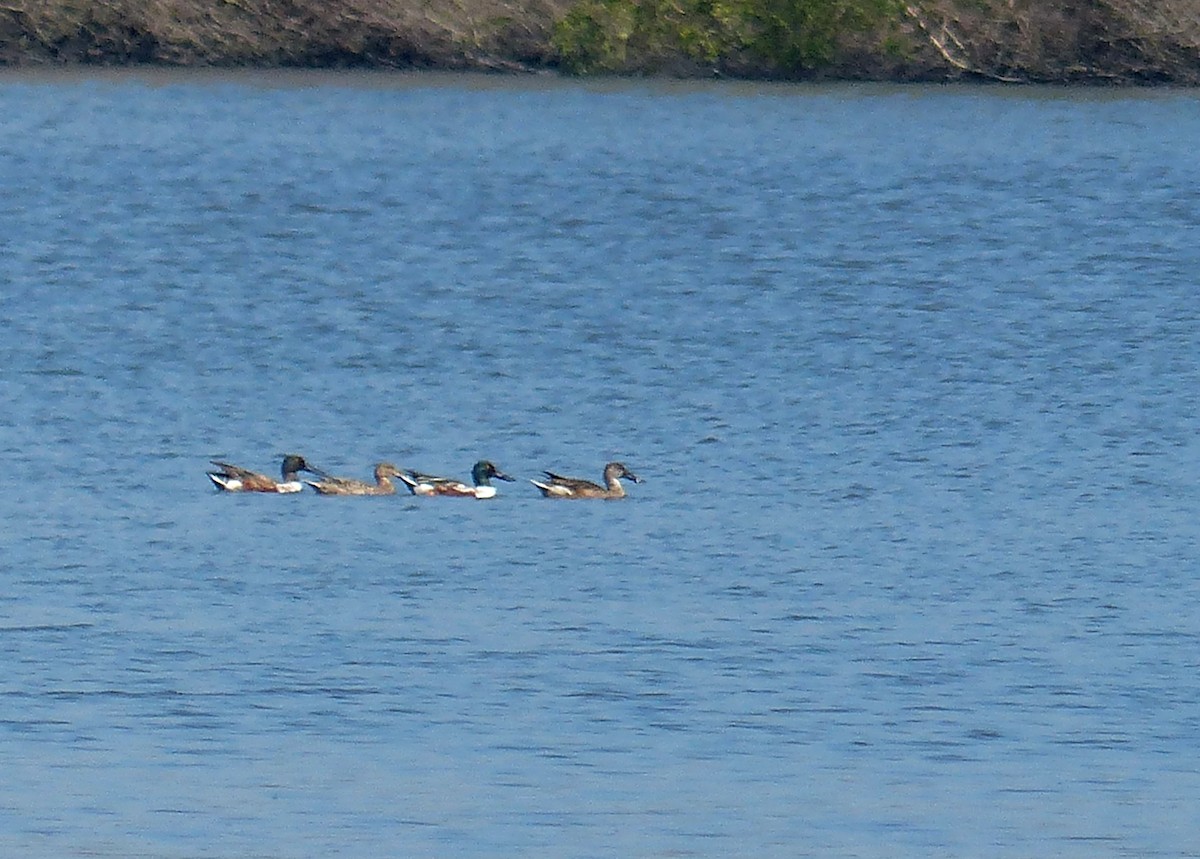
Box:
[0,0,1198,84]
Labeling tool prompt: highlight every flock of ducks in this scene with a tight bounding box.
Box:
[207,455,642,500]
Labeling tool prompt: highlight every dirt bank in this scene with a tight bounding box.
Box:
[1,0,1197,84]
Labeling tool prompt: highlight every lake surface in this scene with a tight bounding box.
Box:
[1,69,1199,858]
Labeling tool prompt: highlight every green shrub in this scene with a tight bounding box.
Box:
[553,0,637,73]
[553,0,903,74]
[737,0,902,67]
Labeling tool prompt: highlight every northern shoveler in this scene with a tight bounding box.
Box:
[305,462,404,496]
[530,462,641,499]
[397,460,515,499]
[207,454,325,493]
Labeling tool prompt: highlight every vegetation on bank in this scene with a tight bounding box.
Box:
[551,0,903,75]
[0,0,1198,84]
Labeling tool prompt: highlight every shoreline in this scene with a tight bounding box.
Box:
[4,67,1200,104]
[3,65,1199,94]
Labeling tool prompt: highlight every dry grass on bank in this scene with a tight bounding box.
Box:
[0,0,572,68]
[898,0,1200,83]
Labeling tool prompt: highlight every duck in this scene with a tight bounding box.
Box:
[397,460,515,499]
[207,454,325,493]
[530,462,641,499]
[305,462,404,496]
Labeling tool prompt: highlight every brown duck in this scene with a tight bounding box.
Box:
[530,462,641,499]
[305,462,404,496]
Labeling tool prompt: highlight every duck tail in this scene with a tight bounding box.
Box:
[396,471,421,493]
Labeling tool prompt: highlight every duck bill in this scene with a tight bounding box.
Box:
[494,470,516,482]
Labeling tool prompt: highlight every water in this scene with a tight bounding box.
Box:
[2,69,1199,857]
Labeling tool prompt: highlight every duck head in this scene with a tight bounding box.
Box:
[282,454,328,480]
[605,462,641,484]
[375,462,404,481]
[473,460,515,485]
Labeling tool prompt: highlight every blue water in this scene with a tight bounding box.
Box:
[2,69,1199,858]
